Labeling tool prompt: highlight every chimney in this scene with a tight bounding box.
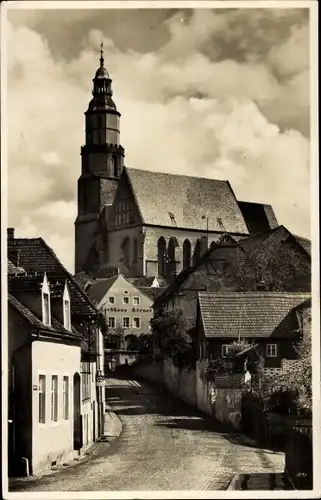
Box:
[7,228,15,241]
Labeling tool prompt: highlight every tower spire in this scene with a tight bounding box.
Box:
[100,42,104,68]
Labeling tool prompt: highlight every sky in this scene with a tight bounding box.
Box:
[6,4,312,273]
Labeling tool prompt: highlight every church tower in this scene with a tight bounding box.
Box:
[75,45,125,273]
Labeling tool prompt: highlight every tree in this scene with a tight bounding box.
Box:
[226,236,310,292]
[260,311,312,416]
[150,310,196,367]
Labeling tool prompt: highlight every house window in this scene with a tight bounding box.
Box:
[108,296,115,304]
[81,363,91,401]
[63,376,69,420]
[38,375,46,423]
[50,375,58,422]
[123,296,129,305]
[133,317,140,328]
[221,345,230,358]
[63,299,71,331]
[108,317,116,328]
[123,317,130,328]
[266,343,277,357]
[42,292,50,326]
[133,297,140,305]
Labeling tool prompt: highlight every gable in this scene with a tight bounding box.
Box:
[8,238,97,317]
[108,171,142,229]
[125,167,249,233]
[105,274,153,307]
[88,274,153,309]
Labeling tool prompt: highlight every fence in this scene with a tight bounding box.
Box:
[241,392,312,489]
[284,420,313,490]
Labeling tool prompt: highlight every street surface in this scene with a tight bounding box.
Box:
[9,375,285,491]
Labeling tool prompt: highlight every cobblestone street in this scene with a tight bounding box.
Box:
[9,376,286,492]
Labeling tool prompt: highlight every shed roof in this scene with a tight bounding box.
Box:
[198,291,311,339]
[125,167,249,234]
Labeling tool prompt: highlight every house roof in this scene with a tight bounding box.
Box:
[8,238,97,317]
[293,235,311,256]
[128,276,167,288]
[8,293,81,341]
[239,225,311,258]
[137,286,166,301]
[198,291,311,339]
[8,259,25,275]
[86,275,119,305]
[125,167,249,234]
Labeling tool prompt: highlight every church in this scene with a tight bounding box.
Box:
[74,48,279,281]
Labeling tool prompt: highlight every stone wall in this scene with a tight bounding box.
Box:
[133,361,164,384]
[163,359,196,407]
[136,358,243,430]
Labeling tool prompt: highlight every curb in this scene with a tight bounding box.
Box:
[226,474,243,490]
[103,402,123,439]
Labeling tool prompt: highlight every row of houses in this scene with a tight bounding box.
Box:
[152,225,311,371]
[7,228,106,477]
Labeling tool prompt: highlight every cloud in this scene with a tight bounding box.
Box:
[7,8,311,272]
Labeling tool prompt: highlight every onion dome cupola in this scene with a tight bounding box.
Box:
[84,42,123,150]
[88,43,118,113]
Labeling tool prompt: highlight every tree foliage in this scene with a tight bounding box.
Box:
[226,237,310,292]
[150,309,196,368]
[207,339,265,381]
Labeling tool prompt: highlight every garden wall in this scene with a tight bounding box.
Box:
[135,358,243,430]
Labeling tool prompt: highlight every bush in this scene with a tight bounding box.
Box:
[150,309,196,368]
[207,358,233,380]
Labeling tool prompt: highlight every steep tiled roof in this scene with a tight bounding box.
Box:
[238,201,279,234]
[239,225,311,258]
[86,275,119,305]
[137,286,166,301]
[8,259,25,275]
[8,238,97,317]
[198,292,311,339]
[128,276,168,287]
[8,294,81,340]
[125,167,249,234]
[293,235,311,256]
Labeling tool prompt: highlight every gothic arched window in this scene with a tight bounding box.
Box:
[183,239,191,270]
[193,239,201,266]
[167,238,178,278]
[157,237,166,277]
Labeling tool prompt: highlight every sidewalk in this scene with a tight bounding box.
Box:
[9,404,122,489]
[103,403,123,438]
[227,472,293,490]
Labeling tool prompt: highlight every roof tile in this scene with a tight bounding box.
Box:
[125,167,249,234]
[198,291,311,339]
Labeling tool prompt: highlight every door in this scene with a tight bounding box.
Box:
[73,373,82,450]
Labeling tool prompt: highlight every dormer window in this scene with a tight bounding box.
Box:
[42,273,51,326]
[63,282,71,331]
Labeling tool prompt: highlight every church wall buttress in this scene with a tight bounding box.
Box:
[106,226,144,277]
